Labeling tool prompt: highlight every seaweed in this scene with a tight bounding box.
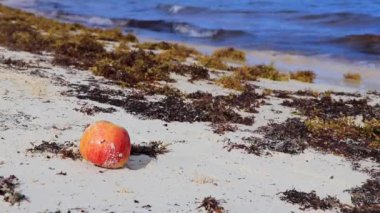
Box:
[345,179,380,208]
[0,175,28,205]
[53,34,106,69]
[197,55,229,70]
[131,141,169,158]
[216,74,246,91]
[0,57,28,69]
[230,64,289,81]
[282,95,380,121]
[212,123,238,135]
[257,118,309,154]
[344,72,362,84]
[212,47,246,62]
[224,138,265,156]
[197,196,225,213]
[135,41,173,50]
[290,70,316,83]
[27,141,82,160]
[0,18,51,53]
[167,64,210,82]
[63,83,257,125]
[246,116,380,162]
[74,103,116,116]
[279,189,341,211]
[216,67,258,91]
[91,49,172,85]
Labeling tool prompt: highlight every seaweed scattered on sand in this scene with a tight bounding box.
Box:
[212,47,246,62]
[232,64,289,82]
[226,115,379,162]
[224,138,265,156]
[290,70,316,83]
[197,55,229,70]
[280,182,380,212]
[131,141,169,158]
[279,189,341,211]
[53,35,106,69]
[197,196,225,213]
[0,57,28,69]
[282,95,380,120]
[0,175,28,205]
[345,179,380,208]
[63,83,259,125]
[212,123,238,135]
[74,103,116,116]
[256,118,309,154]
[27,141,81,160]
[167,64,210,82]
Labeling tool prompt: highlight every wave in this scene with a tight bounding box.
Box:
[333,34,380,55]
[49,11,114,27]
[156,3,260,15]
[46,10,248,40]
[156,4,202,14]
[297,12,380,26]
[114,18,247,39]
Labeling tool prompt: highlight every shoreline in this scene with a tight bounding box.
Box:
[139,36,380,91]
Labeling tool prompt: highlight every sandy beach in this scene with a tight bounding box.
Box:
[0,45,378,212]
[0,4,379,213]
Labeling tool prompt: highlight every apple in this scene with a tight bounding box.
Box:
[80,120,131,169]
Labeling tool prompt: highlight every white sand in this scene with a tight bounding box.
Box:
[0,47,377,212]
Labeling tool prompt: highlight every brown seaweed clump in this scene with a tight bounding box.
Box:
[74,103,116,116]
[0,175,28,205]
[197,55,229,70]
[344,72,362,84]
[279,189,341,211]
[212,123,238,135]
[290,70,316,83]
[212,47,246,62]
[345,179,380,209]
[27,141,82,160]
[63,83,260,125]
[226,115,379,162]
[197,196,225,213]
[282,95,380,121]
[131,141,169,158]
[0,17,51,53]
[256,118,309,154]
[53,35,106,69]
[167,64,210,82]
[91,49,172,86]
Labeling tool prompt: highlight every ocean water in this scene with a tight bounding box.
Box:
[2,0,380,64]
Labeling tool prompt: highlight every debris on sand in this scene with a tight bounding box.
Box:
[225,141,263,156]
[279,189,341,211]
[63,83,261,125]
[282,95,380,121]
[131,141,169,158]
[74,103,116,116]
[256,118,309,154]
[0,57,28,69]
[345,179,380,208]
[27,141,81,160]
[197,196,225,213]
[0,175,28,205]
[211,123,238,135]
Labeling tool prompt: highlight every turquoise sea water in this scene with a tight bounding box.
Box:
[2,0,380,64]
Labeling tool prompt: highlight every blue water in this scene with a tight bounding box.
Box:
[3,0,380,63]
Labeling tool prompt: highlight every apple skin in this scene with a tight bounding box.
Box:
[80,121,131,169]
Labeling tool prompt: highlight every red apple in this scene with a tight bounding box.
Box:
[80,121,131,169]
